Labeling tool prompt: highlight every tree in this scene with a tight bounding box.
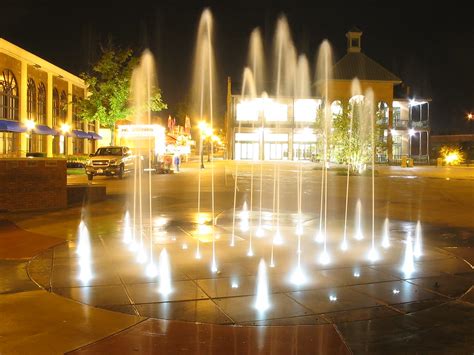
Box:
[77,43,166,145]
[330,101,386,171]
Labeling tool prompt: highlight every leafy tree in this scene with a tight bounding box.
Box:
[330,101,386,171]
[77,43,166,145]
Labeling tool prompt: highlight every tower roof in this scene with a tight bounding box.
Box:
[333,51,402,83]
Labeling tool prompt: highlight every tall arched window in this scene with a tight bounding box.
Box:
[60,90,67,119]
[27,78,36,119]
[37,82,46,124]
[0,69,19,120]
[72,95,82,130]
[52,88,59,127]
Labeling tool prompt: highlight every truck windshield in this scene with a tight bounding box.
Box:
[95,147,123,156]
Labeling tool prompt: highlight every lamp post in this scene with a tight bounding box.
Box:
[60,123,71,156]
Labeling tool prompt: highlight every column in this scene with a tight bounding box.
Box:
[67,82,73,155]
[19,61,28,157]
[46,72,53,157]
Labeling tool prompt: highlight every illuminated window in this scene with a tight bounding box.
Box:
[294,99,318,122]
[264,100,288,122]
[331,100,343,116]
[27,78,36,119]
[53,88,60,127]
[0,69,19,120]
[236,100,259,121]
[37,82,46,124]
[60,90,67,119]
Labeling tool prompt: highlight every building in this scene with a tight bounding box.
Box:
[226,28,430,163]
[0,38,100,158]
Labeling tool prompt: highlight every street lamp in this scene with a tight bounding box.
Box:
[25,119,36,153]
[467,113,473,120]
[60,123,71,156]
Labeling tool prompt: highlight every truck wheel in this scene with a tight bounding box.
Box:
[87,174,93,181]
[118,165,124,179]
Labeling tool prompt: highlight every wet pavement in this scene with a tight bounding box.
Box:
[1,161,474,353]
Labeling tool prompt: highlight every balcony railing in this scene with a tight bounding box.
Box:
[394,120,409,129]
[411,120,429,129]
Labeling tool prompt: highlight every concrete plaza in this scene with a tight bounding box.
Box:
[1,161,473,354]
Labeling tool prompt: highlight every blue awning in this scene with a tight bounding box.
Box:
[88,132,102,140]
[0,119,26,133]
[33,124,57,136]
[72,129,90,139]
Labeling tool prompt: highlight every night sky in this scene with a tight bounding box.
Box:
[2,0,473,134]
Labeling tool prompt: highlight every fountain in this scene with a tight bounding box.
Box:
[414,220,423,258]
[382,217,391,248]
[255,258,270,312]
[158,248,172,296]
[76,221,93,283]
[315,40,334,265]
[354,199,364,240]
[192,9,218,272]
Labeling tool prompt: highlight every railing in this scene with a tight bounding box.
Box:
[411,121,429,129]
[394,120,409,129]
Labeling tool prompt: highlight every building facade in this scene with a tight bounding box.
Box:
[0,38,100,158]
[227,29,430,163]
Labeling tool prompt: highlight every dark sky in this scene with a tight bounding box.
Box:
[2,0,473,134]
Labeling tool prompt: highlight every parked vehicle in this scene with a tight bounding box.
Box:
[85,146,134,181]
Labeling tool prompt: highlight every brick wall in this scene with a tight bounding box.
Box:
[0,158,66,211]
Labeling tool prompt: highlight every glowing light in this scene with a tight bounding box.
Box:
[155,217,168,227]
[294,99,318,122]
[136,245,148,264]
[158,249,172,296]
[414,221,423,258]
[319,250,330,265]
[25,119,36,130]
[367,247,379,262]
[290,266,307,285]
[382,218,390,249]
[146,262,158,278]
[390,129,397,136]
[195,249,202,259]
[408,128,416,136]
[255,259,270,311]
[353,272,360,278]
[340,239,348,251]
[60,123,71,134]
[315,231,324,244]
[123,211,132,244]
[329,295,338,302]
[256,227,264,238]
[197,224,212,235]
[231,282,239,289]
[295,223,303,236]
[129,239,138,252]
[247,247,254,257]
[392,289,400,294]
[240,201,249,232]
[76,221,93,283]
[273,230,283,245]
[402,233,415,277]
[182,243,188,250]
[211,258,218,273]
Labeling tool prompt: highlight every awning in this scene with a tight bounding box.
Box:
[88,132,102,140]
[72,129,90,139]
[33,124,58,136]
[0,119,26,133]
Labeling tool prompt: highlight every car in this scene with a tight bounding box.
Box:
[85,146,134,181]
